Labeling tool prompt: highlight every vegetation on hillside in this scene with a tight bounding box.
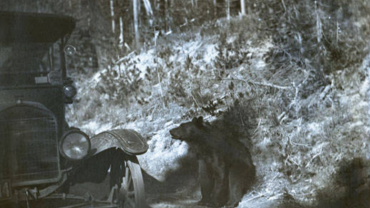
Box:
[65,0,370,207]
[1,0,369,207]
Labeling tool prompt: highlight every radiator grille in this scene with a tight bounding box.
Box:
[0,105,59,184]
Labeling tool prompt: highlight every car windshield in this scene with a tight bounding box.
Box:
[0,42,56,74]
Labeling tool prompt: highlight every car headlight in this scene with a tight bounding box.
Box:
[63,85,77,98]
[60,129,90,160]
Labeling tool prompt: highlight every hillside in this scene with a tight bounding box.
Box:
[66,10,370,208]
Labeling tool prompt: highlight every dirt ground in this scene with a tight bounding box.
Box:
[143,159,205,208]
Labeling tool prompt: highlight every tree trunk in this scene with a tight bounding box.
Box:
[240,0,245,15]
[133,0,140,48]
[159,0,166,31]
[164,0,168,31]
[138,0,141,30]
[142,0,154,25]
[119,16,124,48]
[214,0,217,18]
[110,0,115,33]
[226,0,230,21]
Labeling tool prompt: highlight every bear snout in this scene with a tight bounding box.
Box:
[169,129,181,139]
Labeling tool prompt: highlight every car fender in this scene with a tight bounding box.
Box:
[90,129,148,156]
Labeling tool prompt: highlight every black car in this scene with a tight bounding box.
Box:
[0,11,148,208]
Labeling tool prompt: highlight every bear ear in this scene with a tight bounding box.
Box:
[193,116,203,128]
[197,116,203,123]
[192,117,198,123]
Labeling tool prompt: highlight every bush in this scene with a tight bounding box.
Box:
[316,158,370,208]
[256,0,370,75]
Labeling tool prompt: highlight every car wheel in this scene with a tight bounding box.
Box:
[119,156,146,208]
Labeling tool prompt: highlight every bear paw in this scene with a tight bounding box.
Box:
[224,200,240,208]
[197,200,217,207]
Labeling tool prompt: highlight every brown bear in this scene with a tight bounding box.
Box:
[169,117,256,207]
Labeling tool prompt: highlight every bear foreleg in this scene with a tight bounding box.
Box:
[225,164,247,208]
[197,159,215,206]
[209,156,228,207]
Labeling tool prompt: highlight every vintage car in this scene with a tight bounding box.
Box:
[0,11,148,208]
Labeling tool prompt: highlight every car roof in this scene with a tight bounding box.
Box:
[0,11,75,43]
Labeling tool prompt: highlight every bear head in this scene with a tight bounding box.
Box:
[169,117,205,141]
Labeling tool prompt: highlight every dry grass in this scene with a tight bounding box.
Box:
[66,3,370,206]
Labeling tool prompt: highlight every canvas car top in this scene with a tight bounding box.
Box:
[0,11,75,43]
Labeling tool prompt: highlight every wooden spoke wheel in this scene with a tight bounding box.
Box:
[119,156,146,208]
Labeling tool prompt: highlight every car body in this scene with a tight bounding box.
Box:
[0,11,148,208]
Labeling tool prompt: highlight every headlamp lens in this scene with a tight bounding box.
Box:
[61,131,90,160]
[63,85,77,98]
